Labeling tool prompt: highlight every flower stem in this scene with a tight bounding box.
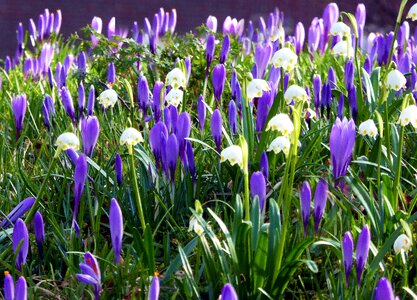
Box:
[392,125,404,209]
[128,147,146,231]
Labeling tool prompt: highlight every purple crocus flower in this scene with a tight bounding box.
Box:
[185,56,192,83]
[76,252,101,300]
[78,83,85,118]
[313,74,321,115]
[256,90,273,138]
[73,154,88,233]
[78,51,87,72]
[12,218,29,271]
[300,181,311,236]
[115,153,123,186]
[176,112,191,161]
[356,4,366,49]
[260,151,269,181]
[364,55,372,75]
[12,94,27,140]
[255,43,272,79]
[169,105,178,133]
[321,3,339,52]
[356,224,370,287]
[66,148,79,165]
[150,121,168,171]
[295,22,305,55]
[220,35,230,64]
[3,271,14,300]
[313,179,328,234]
[330,118,355,188]
[91,16,103,47]
[206,34,215,73]
[228,100,237,135]
[149,276,160,300]
[220,283,238,300]
[337,94,344,120]
[250,171,266,211]
[206,15,218,32]
[185,141,196,183]
[138,74,150,112]
[152,81,164,122]
[198,95,206,132]
[87,85,95,116]
[344,59,354,92]
[342,231,353,287]
[374,278,395,300]
[5,56,12,73]
[107,62,116,85]
[348,86,358,122]
[166,133,179,183]
[211,109,223,152]
[34,211,45,257]
[109,198,123,264]
[15,276,27,300]
[212,64,226,102]
[0,197,35,228]
[81,116,100,157]
[60,86,76,126]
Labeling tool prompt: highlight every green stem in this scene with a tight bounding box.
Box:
[392,125,404,209]
[128,147,146,231]
[244,170,250,221]
[387,0,409,68]
[26,154,57,223]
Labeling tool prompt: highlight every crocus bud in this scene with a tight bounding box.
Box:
[4,271,14,300]
[313,179,328,234]
[176,112,191,159]
[12,94,27,140]
[295,22,305,55]
[356,4,366,49]
[337,94,344,120]
[374,277,395,300]
[78,83,85,118]
[198,95,206,132]
[110,198,123,264]
[256,91,272,138]
[73,154,88,232]
[0,197,35,228]
[15,276,27,300]
[206,34,215,71]
[260,151,269,180]
[220,35,230,64]
[166,134,179,182]
[255,43,273,79]
[60,86,76,126]
[322,3,339,51]
[91,16,103,47]
[185,56,192,83]
[250,171,266,211]
[206,15,218,32]
[228,100,237,134]
[138,74,150,112]
[115,153,123,186]
[149,276,160,300]
[152,81,164,122]
[300,181,311,236]
[212,64,226,102]
[76,252,102,300]
[186,141,196,183]
[81,116,100,157]
[356,224,371,286]
[342,231,354,287]
[348,86,358,122]
[107,62,116,85]
[34,211,45,258]
[344,59,354,91]
[87,85,95,116]
[12,218,29,271]
[211,109,223,152]
[220,283,238,300]
[150,122,168,171]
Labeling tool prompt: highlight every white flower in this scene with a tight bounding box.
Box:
[387,69,406,91]
[358,119,378,138]
[271,47,298,71]
[120,128,143,146]
[220,145,243,168]
[270,26,285,43]
[267,136,291,155]
[394,233,411,264]
[247,79,271,99]
[330,22,351,37]
[166,88,184,107]
[194,223,204,236]
[399,105,417,128]
[284,85,308,104]
[266,113,294,135]
[97,89,118,108]
[407,3,417,21]
[331,40,354,58]
[55,132,80,150]
[166,67,186,89]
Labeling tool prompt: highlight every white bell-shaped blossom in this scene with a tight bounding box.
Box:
[407,3,417,21]
[120,128,143,146]
[166,88,184,107]
[387,69,406,91]
[331,40,354,58]
[399,105,417,128]
[97,89,118,108]
[267,136,291,155]
[266,113,294,135]
[330,22,351,37]
[166,67,186,89]
[247,79,271,99]
[271,47,298,71]
[358,119,378,139]
[394,233,412,264]
[284,85,308,104]
[220,145,243,168]
[55,132,80,150]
